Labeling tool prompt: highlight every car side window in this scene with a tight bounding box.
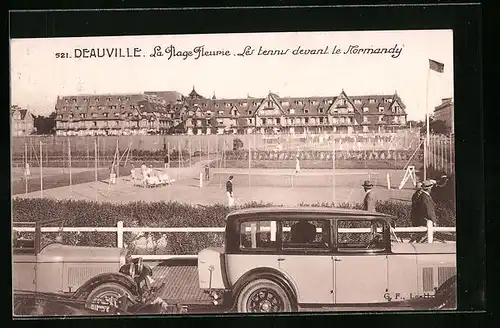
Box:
[13,231,36,255]
[282,220,330,250]
[240,220,278,251]
[337,219,386,252]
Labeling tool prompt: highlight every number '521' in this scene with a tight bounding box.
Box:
[55,52,70,58]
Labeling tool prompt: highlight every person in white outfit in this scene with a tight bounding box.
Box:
[295,156,301,174]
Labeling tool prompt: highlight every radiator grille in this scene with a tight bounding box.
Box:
[67,266,114,288]
[438,266,456,286]
[422,267,434,292]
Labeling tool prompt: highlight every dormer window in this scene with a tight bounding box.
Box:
[120,105,125,110]
[203,103,207,107]
[363,116,368,123]
[386,98,392,103]
[339,99,346,106]
[80,113,86,118]
[319,108,324,114]
[106,97,111,102]
[140,104,145,108]
[247,110,252,115]
[242,102,248,107]
[103,113,109,118]
[289,108,295,115]
[65,99,69,103]
[72,98,77,103]
[95,97,99,102]
[363,107,369,112]
[98,106,103,110]
[253,102,258,106]
[311,100,317,105]
[215,103,219,108]
[379,115,384,122]
[125,97,130,101]
[394,105,400,113]
[117,97,121,101]
[304,109,309,114]
[114,112,120,117]
[69,114,74,119]
[225,103,231,107]
[218,110,224,115]
[354,99,362,104]
[369,99,376,103]
[379,106,384,112]
[84,98,89,102]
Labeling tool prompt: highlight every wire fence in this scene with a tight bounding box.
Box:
[11,130,431,197]
[426,133,455,176]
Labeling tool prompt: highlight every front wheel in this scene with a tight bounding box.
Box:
[85,282,134,313]
[235,279,293,313]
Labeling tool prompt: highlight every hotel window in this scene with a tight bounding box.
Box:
[98,106,103,110]
[84,98,89,102]
[319,117,324,124]
[348,107,354,112]
[58,115,63,119]
[63,106,67,111]
[394,105,400,113]
[104,113,109,118]
[253,102,258,106]
[318,108,324,113]
[218,110,224,115]
[379,107,384,112]
[304,109,309,114]
[289,109,295,114]
[386,98,392,103]
[73,98,77,103]
[276,118,281,124]
[203,103,207,107]
[242,102,248,107]
[121,105,125,110]
[115,120,120,125]
[215,104,219,108]
[80,113,86,118]
[349,117,353,123]
[333,107,338,113]
[125,97,130,101]
[65,99,69,103]
[363,116,368,123]
[117,97,121,101]
[281,101,289,106]
[106,97,111,102]
[140,104,145,108]
[354,99,362,104]
[369,99,375,103]
[379,115,384,122]
[69,114,74,119]
[93,121,97,127]
[340,99,346,106]
[247,110,252,115]
[114,112,120,117]
[225,103,231,107]
[298,100,303,105]
[304,118,309,124]
[363,107,369,112]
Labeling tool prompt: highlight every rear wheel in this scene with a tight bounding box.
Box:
[236,279,292,313]
[85,283,133,313]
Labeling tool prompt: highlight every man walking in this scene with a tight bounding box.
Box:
[295,155,301,174]
[204,164,210,181]
[410,182,423,226]
[226,175,235,207]
[419,180,437,240]
[362,180,376,212]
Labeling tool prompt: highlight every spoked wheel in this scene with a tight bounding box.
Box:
[236,279,293,313]
[85,283,133,313]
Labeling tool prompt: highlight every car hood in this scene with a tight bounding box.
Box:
[391,242,456,254]
[37,243,124,263]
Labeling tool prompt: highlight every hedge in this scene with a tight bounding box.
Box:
[12,199,455,255]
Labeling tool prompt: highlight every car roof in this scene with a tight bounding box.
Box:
[226,207,392,221]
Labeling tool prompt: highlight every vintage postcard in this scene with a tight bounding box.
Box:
[11,29,456,316]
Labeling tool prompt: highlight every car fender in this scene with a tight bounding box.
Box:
[71,272,138,300]
[230,267,298,310]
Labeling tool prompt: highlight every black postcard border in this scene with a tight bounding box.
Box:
[6,3,485,328]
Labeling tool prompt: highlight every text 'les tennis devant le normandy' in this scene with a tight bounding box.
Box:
[68,44,404,60]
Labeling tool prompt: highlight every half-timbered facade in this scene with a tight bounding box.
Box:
[54,88,407,136]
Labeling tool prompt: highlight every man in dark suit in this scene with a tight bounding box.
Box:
[410,180,437,243]
[410,182,423,226]
[362,180,376,212]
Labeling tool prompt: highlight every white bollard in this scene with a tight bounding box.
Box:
[199,172,203,188]
[386,173,391,190]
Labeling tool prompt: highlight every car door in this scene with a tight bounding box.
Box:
[333,218,389,304]
[277,219,334,305]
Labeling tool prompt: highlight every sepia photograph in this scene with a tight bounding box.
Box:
[11,29,457,316]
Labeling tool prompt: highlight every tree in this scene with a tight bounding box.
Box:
[33,112,56,135]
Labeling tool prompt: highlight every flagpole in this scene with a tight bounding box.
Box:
[424,67,430,181]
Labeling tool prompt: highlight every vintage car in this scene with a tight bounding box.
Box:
[197,207,456,313]
[12,218,153,313]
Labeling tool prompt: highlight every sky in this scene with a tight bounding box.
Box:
[10,30,453,121]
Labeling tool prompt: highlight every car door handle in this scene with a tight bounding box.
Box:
[277,258,285,261]
[334,258,342,262]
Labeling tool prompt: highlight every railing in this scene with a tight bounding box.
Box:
[13,221,456,261]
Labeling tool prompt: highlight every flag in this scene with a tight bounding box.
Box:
[429,59,444,73]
